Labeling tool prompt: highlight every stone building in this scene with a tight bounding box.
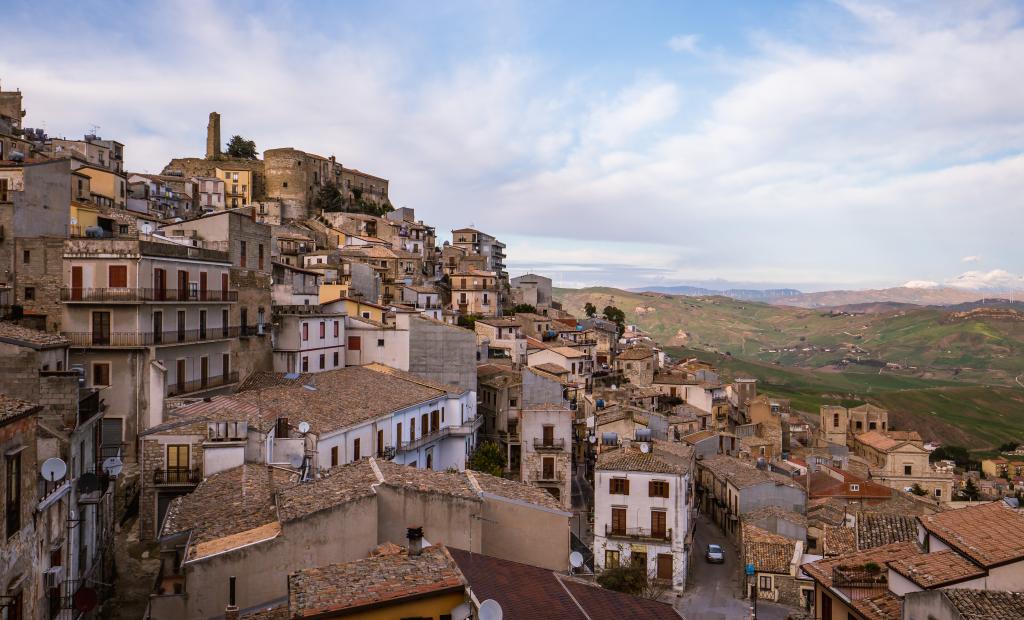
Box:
[510,273,553,310]
[742,523,809,609]
[614,345,657,386]
[519,404,573,508]
[263,147,342,221]
[159,209,274,379]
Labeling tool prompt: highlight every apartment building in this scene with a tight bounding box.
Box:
[73,163,126,209]
[341,166,389,206]
[45,134,125,173]
[61,236,237,460]
[214,166,253,209]
[272,306,346,373]
[451,227,507,281]
[272,261,321,305]
[527,345,592,389]
[475,317,527,365]
[519,404,573,509]
[449,269,500,317]
[400,284,443,320]
[594,439,695,592]
[742,524,807,608]
[191,176,225,211]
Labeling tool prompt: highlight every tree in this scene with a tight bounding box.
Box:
[225,135,258,159]
[597,557,670,600]
[313,183,344,212]
[999,441,1020,453]
[602,305,626,336]
[457,314,482,330]
[509,303,537,315]
[910,483,927,496]
[468,441,506,477]
[929,445,978,471]
[963,478,981,501]
[584,302,597,318]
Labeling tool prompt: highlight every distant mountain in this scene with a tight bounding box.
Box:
[634,285,802,301]
[769,286,1023,308]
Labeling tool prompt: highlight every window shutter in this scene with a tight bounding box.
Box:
[649,480,656,496]
[623,479,630,495]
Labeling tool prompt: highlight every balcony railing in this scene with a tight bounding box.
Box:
[153,467,201,485]
[533,438,566,451]
[534,469,565,482]
[63,326,242,347]
[166,371,239,397]
[396,417,483,453]
[61,287,238,302]
[604,524,672,542]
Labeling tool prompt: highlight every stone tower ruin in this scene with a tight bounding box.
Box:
[206,111,221,159]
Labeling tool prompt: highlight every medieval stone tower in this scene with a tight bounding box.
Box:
[206,111,221,159]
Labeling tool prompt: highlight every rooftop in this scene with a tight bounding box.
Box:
[0,393,39,425]
[802,541,920,589]
[743,524,797,574]
[888,549,986,588]
[700,455,804,491]
[851,592,903,620]
[288,545,464,617]
[854,430,912,452]
[597,441,693,475]
[822,525,857,557]
[617,346,656,361]
[940,589,1024,619]
[741,506,808,527]
[447,547,682,620]
[0,322,69,349]
[919,500,1024,567]
[856,513,919,550]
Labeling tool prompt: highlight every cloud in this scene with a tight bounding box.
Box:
[667,34,700,54]
[904,280,940,289]
[961,255,981,263]
[945,269,1024,290]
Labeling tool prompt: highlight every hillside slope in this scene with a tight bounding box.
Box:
[556,287,1024,386]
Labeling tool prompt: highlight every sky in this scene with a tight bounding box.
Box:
[2,0,1023,292]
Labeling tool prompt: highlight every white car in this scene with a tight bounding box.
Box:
[705,543,725,563]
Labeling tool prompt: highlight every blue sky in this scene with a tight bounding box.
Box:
[3,0,1023,291]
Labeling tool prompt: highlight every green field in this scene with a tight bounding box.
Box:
[666,347,1024,450]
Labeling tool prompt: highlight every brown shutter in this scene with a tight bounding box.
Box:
[108,265,127,288]
[623,479,630,495]
[649,480,656,497]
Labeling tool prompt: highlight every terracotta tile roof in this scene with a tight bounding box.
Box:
[801,541,920,588]
[616,346,656,360]
[447,547,681,620]
[918,500,1024,567]
[0,394,39,425]
[467,469,568,512]
[240,604,289,620]
[797,468,892,500]
[941,589,1024,619]
[476,318,522,328]
[546,346,587,359]
[363,362,467,395]
[887,429,922,442]
[288,545,465,617]
[532,362,568,375]
[743,524,796,574]
[700,455,804,491]
[653,372,691,385]
[851,592,902,620]
[741,506,807,528]
[822,525,857,557]
[597,441,693,475]
[231,366,452,433]
[681,430,716,444]
[856,513,919,550]
[854,430,908,452]
[276,460,380,522]
[888,549,986,588]
[0,322,68,348]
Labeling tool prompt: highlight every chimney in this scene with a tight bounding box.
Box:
[406,526,424,556]
[206,112,222,159]
[224,576,239,620]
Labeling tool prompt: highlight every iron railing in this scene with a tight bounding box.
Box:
[166,372,239,397]
[604,524,672,542]
[153,468,201,485]
[61,287,238,302]
[533,438,566,451]
[534,469,565,482]
[63,327,242,347]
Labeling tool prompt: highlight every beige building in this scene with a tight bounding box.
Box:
[820,405,849,445]
[46,134,126,173]
[148,460,570,619]
[615,346,657,386]
[850,430,953,501]
[519,404,573,509]
[214,166,254,209]
[475,317,527,365]
[61,237,237,461]
[450,270,500,317]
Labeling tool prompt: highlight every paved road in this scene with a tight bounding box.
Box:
[676,515,795,620]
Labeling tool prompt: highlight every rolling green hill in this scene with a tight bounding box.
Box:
[556,287,1024,386]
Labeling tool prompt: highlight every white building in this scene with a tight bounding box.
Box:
[594,439,696,592]
[272,307,346,373]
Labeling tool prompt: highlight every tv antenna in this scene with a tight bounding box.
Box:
[87,123,100,136]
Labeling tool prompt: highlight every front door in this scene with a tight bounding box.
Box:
[199,272,207,301]
[71,266,83,300]
[657,554,673,581]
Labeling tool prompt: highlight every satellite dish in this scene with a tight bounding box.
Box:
[569,551,584,568]
[140,222,153,234]
[588,435,597,444]
[640,442,651,453]
[41,458,67,482]
[76,472,100,494]
[102,456,123,477]
[297,421,311,434]
[451,603,471,620]
[479,599,503,620]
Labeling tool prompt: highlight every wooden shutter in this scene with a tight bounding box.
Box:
[108,265,127,288]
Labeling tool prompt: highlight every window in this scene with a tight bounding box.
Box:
[352,438,361,461]
[605,550,620,568]
[348,336,361,351]
[22,249,29,264]
[759,575,772,591]
[23,287,34,301]
[649,480,670,498]
[377,338,385,347]
[333,321,339,337]
[431,410,440,432]
[108,265,127,288]
[301,357,309,372]
[657,554,673,580]
[6,452,21,536]
[869,421,877,430]
[282,181,288,188]
[849,484,860,492]
[609,478,629,495]
[833,413,840,427]
[319,354,325,370]
[651,509,667,538]
[239,240,247,267]
[934,488,942,497]
[409,419,416,442]
[92,363,111,387]
[421,413,429,436]
[258,244,265,270]
[855,421,863,431]
[509,398,518,407]
[319,321,326,339]
[377,430,384,456]
[302,323,309,341]
[333,352,339,367]
[331,446,338,467]
[611,507,626,534]
[904,464,913,476]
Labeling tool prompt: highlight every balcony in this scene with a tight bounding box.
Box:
[534,469,565,483]
[166,371,239,397]
[61,288,238,302]
[153,467,202,485]
[532,438,566,451]
[831,565,889,600]
[604,524,673,542]
[396,417,484,453]
[63,326,242,347]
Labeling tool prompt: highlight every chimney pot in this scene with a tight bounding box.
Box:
[407,526,424,556]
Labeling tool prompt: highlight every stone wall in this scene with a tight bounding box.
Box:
[0,414,42,620]
[17,237,64,331]
[407,316,477,392]
[163,157,266,200]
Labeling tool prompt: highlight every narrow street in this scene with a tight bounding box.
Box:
[676,515,794,620]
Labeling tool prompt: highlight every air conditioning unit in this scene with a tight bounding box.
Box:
[44,566,64,589]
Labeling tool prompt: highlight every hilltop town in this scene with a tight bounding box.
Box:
[2,81,1024,620]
